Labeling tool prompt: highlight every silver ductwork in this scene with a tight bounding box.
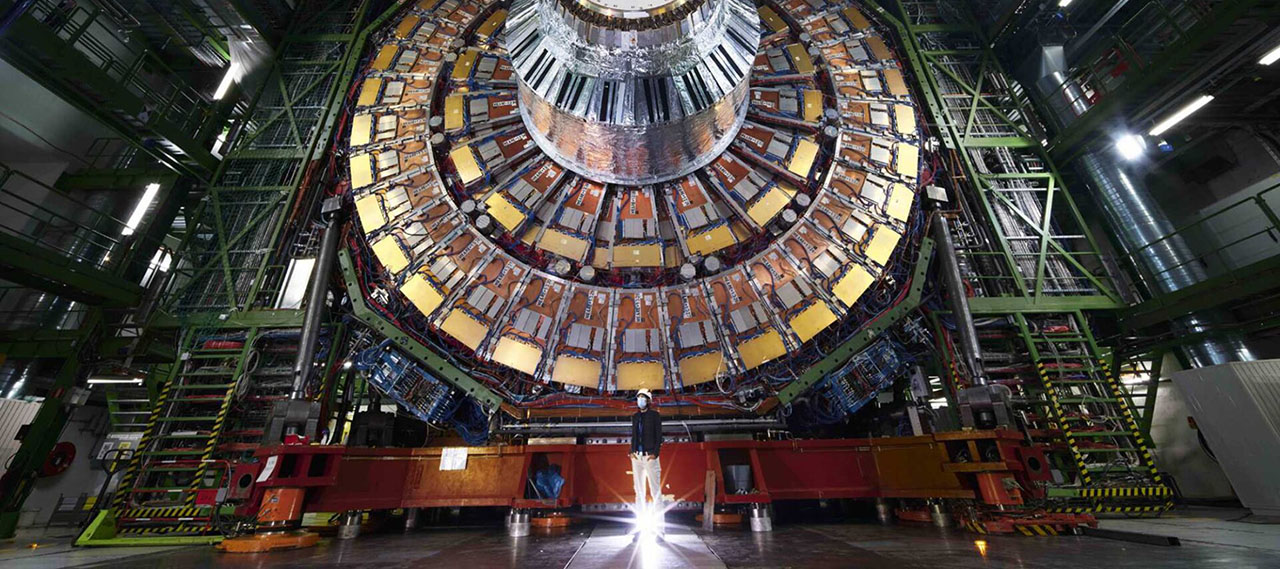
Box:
[1030,45,1253,367]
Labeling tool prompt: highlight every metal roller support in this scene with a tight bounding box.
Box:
[508,509,531,537]
[748,503,772,532]
[932,213,985,384]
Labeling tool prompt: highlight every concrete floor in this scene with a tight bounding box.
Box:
[2,507,1277,569]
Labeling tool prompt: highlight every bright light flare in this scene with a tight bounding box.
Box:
[213,63,241,100]
[974,539,989,556]
[122,183,161,236]
[1148,95,1214,137]
[1260,43,1280,66]
[1114,133,1146,161]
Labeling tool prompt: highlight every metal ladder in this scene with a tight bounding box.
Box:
[1013,312,1172,514]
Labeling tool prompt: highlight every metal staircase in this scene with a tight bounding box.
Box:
[1014,312,1171,513]
[109,329,256,535]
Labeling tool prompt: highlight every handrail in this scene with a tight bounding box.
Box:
[23,0,217,135]
[1041,0,1220,127]
[1131,181,1280,288]
[0,161,170,274]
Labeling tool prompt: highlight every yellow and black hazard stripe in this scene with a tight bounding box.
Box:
[1015,524,1060,536]
[119,505,211,520]
[1037,362,1093,485]
[1050,500,1174,515]
[962,519,988,534]
[113,381,175,510]
[119,523,212,535]
[1097,359,1163,483]
[1078,486,1172,498]
[185,370,241,506]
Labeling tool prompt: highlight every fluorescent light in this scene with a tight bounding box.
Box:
[1114,133,1146,161]
[122,183,161,236]
[1149,94,1214,136]
[1261,43,1280,65]
[87,376,144,385]
[1059,0,1073,6]
[213,63,239,100]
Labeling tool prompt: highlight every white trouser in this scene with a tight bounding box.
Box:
[631,453,662,514]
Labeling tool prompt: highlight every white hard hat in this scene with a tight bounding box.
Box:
[636,388,653,400]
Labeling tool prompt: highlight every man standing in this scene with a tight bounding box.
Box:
[630,388,663,536]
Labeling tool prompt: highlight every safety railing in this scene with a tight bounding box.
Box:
[0,161,169,276]
[21,0,217,136]
[1131,181,1280,292]
[1041,0,1222,125]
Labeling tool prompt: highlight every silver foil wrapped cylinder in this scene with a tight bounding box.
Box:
[504,0,761,185]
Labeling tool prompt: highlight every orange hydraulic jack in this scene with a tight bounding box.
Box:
[218,487,319,553]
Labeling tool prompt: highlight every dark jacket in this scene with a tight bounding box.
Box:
[631,408,662,456]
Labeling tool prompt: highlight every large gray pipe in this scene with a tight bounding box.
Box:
[932,213,986,384]
[291,197,343,400]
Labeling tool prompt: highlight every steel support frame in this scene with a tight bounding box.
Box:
[1045,0,1269,163]
[0,4,220,178]
[164,0,378,315]
[882,0,1122,308]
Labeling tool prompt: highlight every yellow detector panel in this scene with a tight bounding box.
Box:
[758,6,787,34]
[884,69,908,97]
[895,143,920,180]
[395,15,420,39]
[738,330,786,369]
[476,10,507,40]
[833,264,875,307]
[616,361,665,391]
[492,337,542,376]
[443,94,465,131]
[686,225,735,256]
[803,90,823,123]
[355,193,387,233]
[400,273,444,317]
[788,138,819,178]
[371,235,409,274]
[350,113,373,147]
[865,226,901,267]
[485,194,526,231]
[450,146,483,186]
[788,302,837,343]
[372,44,398,72]
[886,183,914,222]
[894,104,916,136]
[678,353,724,386]
[786,43,815,74]
[451,49,478,81]
[357,78,381,107]
[747,185,793,226]
[350,153,375,189]
[440,309,488,351]
[867,36,892,62]
[553,356,601,388]
[538,228,590,261]
[613,244,663,267]
[843,7,871,30]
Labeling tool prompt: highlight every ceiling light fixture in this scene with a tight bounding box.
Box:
[1148,94,1214,136]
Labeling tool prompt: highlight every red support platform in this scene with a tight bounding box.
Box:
[243,434,998,514]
